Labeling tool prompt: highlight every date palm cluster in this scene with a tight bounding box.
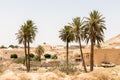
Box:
[59,10,106,74]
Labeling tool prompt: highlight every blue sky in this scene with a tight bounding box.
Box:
[0,0,120,47]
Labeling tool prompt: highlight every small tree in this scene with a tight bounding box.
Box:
[35,45,44,60]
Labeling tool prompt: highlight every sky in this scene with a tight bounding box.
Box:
[0,0,120,47]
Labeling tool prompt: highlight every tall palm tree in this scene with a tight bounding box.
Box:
[71,17,87,72]
[26,20,37,71]
[16,20,37,72]
[16,24,28,71]
[59,25,74,74]
[35,45,44,60]
[84,10,106,71]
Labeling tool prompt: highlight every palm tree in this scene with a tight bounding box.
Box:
[71,17,87,72]
[16,24,28,71]
[35,45,45,61]
[16,20,37,72]
[84,10,106,71]
[59,25,74,74]
[25,20,37,71]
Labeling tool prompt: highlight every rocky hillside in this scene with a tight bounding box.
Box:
[102,34,120,48]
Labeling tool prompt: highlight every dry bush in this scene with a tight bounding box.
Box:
[57,62,78,75]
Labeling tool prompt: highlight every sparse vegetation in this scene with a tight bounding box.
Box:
[34,56,41,61]
[10,54,18,58]
[57,62,78,74]
[14,57,25,64]
[51,54,58,59]
[28,53,34,58]
[44,53,51,59]
[9,45,19,48]
[0,45,7,49]
[35,45,44,60]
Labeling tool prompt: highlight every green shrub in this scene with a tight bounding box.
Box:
[44,53,51,59]
[51,54,58,59]
[10,54,18,58]
[28,53,34,58]
[34,56,41,61]
[0,45,7,49]
[75,58,82,62]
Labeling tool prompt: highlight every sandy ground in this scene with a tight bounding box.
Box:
[0,60,120,80]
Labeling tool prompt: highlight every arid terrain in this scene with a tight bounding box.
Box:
[0,59,120,80]
[0,34,120,80]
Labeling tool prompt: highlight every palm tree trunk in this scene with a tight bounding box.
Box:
[66,41,69,75]
[39,54,42,66]
[39,54,41,61]
[90,39,94,71]
[78,38,87,72]
[24,37,28,72]
[27,41,30,72]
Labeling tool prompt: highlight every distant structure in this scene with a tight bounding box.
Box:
[42,43,52,51]
[53,45,65,50]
